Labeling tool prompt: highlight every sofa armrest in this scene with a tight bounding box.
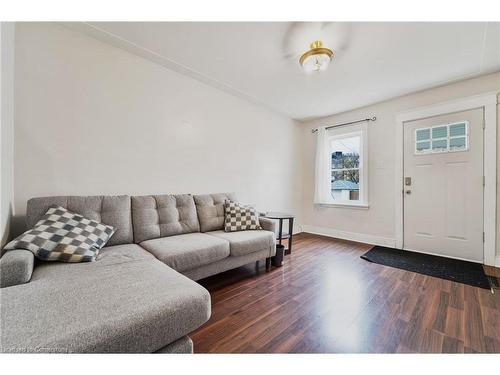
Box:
[0,250,35,288]
[259,217,277,234]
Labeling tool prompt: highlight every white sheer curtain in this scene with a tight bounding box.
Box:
[314,126,331,204]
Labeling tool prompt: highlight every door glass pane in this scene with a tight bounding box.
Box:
[416,141,430,152]
[449,137,466,150]
[449,122,466,137]
[432,139,447,151]
[416,128,430,141]
[432,126,447,139]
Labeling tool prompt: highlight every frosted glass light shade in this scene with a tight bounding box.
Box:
[299,40,334,73]
[302,53,331,73]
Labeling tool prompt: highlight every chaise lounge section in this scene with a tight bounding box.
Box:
[0,193,276,353]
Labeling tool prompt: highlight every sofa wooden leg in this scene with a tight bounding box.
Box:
[265,257,271,271]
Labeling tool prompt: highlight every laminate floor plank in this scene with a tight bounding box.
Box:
[191,233,500,353]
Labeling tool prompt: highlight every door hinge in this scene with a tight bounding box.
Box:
[483,176,486,187]
[483,232,485,243]
[482,118,485,129]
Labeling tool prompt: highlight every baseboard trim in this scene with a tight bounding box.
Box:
[301,225,397,248]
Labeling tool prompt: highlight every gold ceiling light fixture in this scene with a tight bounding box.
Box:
[299,40,334,73]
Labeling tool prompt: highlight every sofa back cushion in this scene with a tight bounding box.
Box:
[26,195,133,246]
[193,193,237,232]
[132,194,200,243]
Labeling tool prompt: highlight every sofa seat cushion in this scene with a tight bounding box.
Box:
[207,230,275,257]
[96,244,156,264]
[29,244,156,280]
[0,253,211,353]
[140,233,230,272]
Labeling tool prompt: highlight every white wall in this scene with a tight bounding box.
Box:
[12,22,499,262]
[13,23,303,235]
[1,22,15,247]
[301,72,500,257]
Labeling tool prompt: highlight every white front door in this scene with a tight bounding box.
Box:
[403,108,484,263]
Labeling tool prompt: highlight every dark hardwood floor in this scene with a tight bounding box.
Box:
[191,233,500,353]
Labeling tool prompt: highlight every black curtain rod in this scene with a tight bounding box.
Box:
[311,116,377,133]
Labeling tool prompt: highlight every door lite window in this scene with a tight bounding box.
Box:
[415,121,469,154]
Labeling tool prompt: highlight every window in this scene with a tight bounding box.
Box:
[415,121,468,155]
[331,134,361,202]
[314,123,368,207]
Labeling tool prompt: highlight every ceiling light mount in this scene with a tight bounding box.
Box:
[299,40,334,73]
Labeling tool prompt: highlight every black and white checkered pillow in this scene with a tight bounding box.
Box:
[4,205,115,262]
[224,200,261,232]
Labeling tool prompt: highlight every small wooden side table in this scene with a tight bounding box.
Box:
[263,212,295,255]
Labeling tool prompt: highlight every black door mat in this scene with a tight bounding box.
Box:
[361,246,491,290]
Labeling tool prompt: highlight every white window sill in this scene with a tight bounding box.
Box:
[315,202,370,210]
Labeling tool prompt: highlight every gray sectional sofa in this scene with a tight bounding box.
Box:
[0,193,276,353]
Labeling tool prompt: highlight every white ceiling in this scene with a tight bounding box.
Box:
[66,22,500,120]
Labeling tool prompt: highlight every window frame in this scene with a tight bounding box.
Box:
[323,123,369,208]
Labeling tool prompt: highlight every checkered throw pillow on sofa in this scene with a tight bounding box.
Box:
[4,205,115,262]
[224,200,261,232]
